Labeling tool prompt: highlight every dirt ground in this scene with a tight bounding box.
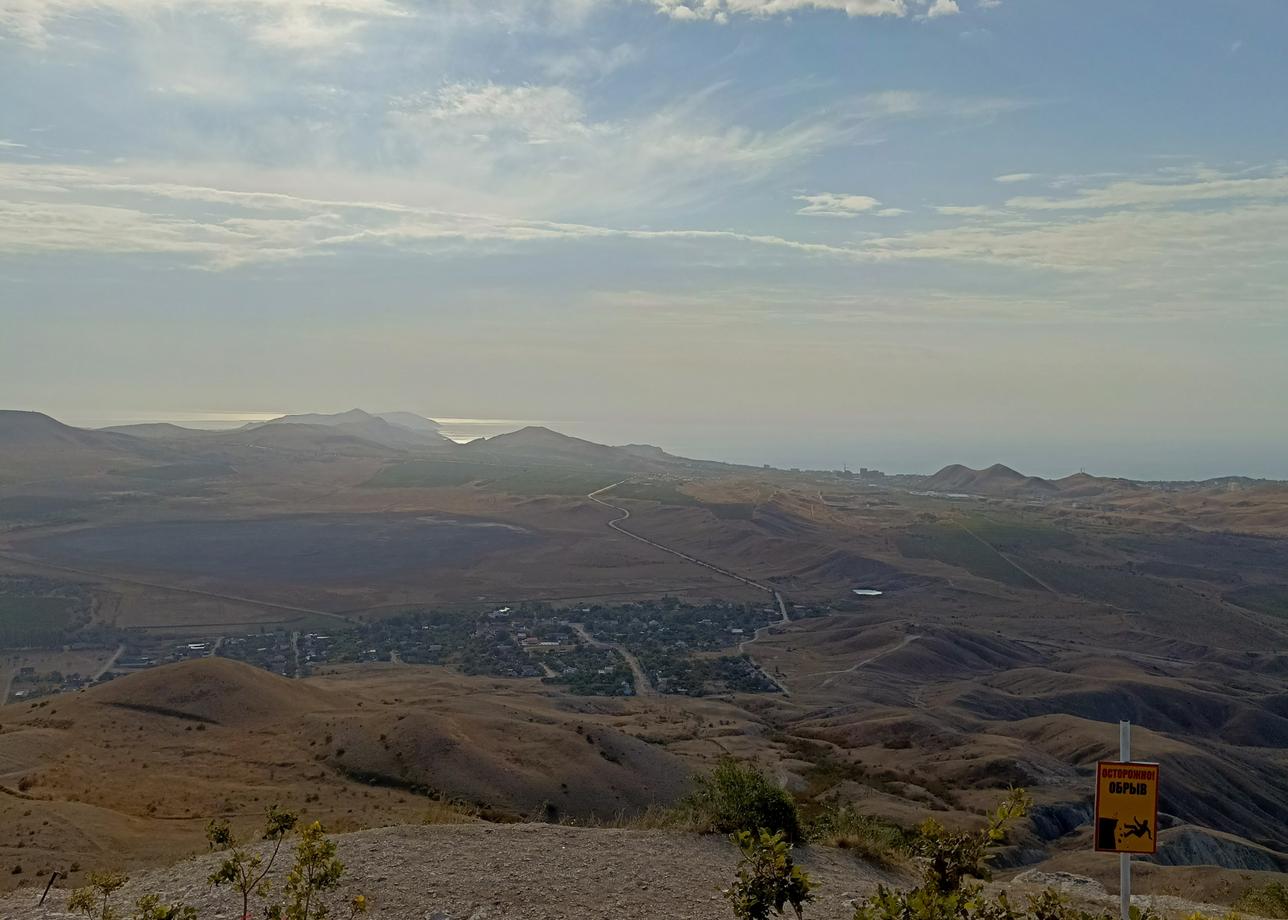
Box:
[1,823,901,920]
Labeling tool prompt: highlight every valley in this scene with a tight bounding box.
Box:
[1,409,1287,908]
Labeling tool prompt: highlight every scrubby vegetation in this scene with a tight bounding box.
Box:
[67,871,193,920]
[1234,882,1288,919]
[207,809,366,920]
[207,804,299,920]
[806,804,915,868]
[680,757,803,842]
[66,806,365,920]
[724,829,814,920]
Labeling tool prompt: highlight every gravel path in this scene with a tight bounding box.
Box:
[1,823,899,920]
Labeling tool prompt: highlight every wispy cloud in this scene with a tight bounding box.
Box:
[642,0,949,22]
[0,0,408,49]
[994,172,1033,183]
[1006,168,1288,211]
[795,192,882,217]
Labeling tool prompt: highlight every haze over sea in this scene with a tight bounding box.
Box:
[57,410,1287,483]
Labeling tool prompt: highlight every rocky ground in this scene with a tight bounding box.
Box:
[0,823,901,920]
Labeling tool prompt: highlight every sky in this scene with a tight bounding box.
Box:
[2,0,1286,479]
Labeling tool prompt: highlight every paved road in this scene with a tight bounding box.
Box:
[586,481,791,696]
[586,482,777,594]
[570,622,656,696]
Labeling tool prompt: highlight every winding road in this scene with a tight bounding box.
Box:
[586,481,792,695]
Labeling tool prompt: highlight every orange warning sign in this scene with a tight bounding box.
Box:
[1094,761,1160,854]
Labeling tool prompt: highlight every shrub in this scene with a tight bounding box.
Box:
[913,787,1029,896]
[684,758,803,842]
[724,829,814,920]
[1234,882,1288,919]
[852,789,1034,920]
[66,872,195,920]
[807,804,914,867]
[67,871,128,920]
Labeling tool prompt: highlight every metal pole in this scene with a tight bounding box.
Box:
[1120,720,1131,920]
[39,871,60,905]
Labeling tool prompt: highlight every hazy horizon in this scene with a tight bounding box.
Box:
[21,406,1284,482]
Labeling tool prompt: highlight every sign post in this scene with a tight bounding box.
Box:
[1120,721,1131,920]
[1094,722,1160,920]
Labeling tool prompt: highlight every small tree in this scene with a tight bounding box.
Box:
[724,829,814,920]
[914,788,1030,896]
[208,804,299,920]
[266,821,366,920]
[67,871,129,920]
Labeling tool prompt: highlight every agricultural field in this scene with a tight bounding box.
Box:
[0,577,92,647]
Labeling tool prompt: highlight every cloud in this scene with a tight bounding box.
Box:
[644,0,912,21]
[0,162,863,268]
[537,42,640,80]
[796,192,882,217]
[380,81,850,219]
[933,204,997,216]
[994,172,1033,184]
[0,0,964,51]
[3,160,1286,325]
[0,140,28,149]
[1005,171,1288,212]
[876,207,907,217]
[854,90,1030,122]
[0,0,407,50]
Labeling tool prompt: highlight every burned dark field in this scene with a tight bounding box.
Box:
[17,513,539,589]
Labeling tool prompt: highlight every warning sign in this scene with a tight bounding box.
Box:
[1094,761,1160,854]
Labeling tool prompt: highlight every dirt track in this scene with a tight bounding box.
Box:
[2,823,898,920]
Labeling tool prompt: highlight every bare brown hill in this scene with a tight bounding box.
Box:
[921,463,1058,497]
[0,411,170,482]
[0,659,705,887]
[918,464,1134,500]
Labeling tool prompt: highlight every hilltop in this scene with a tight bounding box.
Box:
[917,463,1137,499]
[0,410,167,480]
[245,409,453,450]
[463,425,697,471]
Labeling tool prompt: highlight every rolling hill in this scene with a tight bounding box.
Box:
[917,463,1135,500]
[245,409,452,450]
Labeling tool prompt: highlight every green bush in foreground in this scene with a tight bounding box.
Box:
[807,804,915,868]
[724,829,814,920]
[849,789,1169,920]
[684,757,803,842]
